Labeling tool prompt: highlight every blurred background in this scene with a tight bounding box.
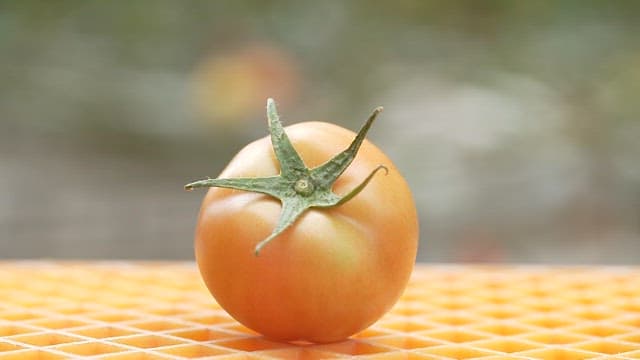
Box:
[1,1,639,263]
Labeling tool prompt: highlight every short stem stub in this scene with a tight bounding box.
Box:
[186,98,387,255]
[294,178,314,196]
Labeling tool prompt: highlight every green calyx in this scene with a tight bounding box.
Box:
[185,98,387,256]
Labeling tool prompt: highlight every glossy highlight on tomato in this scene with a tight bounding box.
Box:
[187,99,418,343]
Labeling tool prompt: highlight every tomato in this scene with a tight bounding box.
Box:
[188,99,418,343]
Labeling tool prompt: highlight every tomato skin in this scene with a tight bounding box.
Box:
[194,121,418,343]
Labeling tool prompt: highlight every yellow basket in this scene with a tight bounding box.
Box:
[0,262,639,359]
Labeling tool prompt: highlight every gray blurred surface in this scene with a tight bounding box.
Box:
[1,1,639,263]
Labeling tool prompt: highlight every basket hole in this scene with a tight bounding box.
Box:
[522,331,590,345]
[516,348,599,359]
[313,340,392,356]
[113,334,183,349]
[55,342,127,356]
[214,337,289,352]
[373,335,442,350]
[8,332,83,347]
[575,340,640,355]
[167,328,237,342]
[159,344,231,358]
[418,345,498,359]
[472,338,538,353]
[71,326,135,339]
[421,329,488,344]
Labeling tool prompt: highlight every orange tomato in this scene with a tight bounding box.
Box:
[192,109,418,343]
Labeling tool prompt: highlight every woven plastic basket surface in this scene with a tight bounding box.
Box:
[0,262,639,359]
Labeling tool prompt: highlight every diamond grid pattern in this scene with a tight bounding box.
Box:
[0,262,639,359]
